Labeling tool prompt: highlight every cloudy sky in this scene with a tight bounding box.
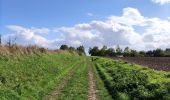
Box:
[0,0,170,50]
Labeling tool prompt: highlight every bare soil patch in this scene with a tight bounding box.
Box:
[88,65,97,100]
[114,57,170,71]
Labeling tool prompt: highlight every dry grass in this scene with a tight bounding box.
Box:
[0,44,79,57]
[0,45,47,57]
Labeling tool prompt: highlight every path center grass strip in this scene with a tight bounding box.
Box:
[57,57,89,100]
[44,56,86,100]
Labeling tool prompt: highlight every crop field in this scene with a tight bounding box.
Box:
[1,52,170,100]
[93,57,170,99]
[116,57,170,71]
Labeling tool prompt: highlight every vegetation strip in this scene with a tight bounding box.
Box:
[88,63,97,100]
[44,60,83,100]
[92,63,112,100]
[94,57,170,99]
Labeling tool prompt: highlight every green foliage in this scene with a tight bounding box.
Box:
[116,45,123,55]
[76,45,86,56]
[93,57,170,99]
[60,45,69,50]
[89,46,170,57]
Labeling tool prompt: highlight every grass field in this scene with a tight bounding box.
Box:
[1,52,170,100]
[0,53,81,100]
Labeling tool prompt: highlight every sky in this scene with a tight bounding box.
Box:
[0,0,170,51]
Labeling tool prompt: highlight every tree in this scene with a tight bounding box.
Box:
[77,45,86,55]
[99,45,107,56]
[106,48,115,57]
[139,51,146,57]
[130,50,138,57]
[69,46,75,51]
[124,47,131,57]
[60,45,68,50]
[153,48,164,57]
[89,46,99,56]
[146,50,153,57]
[116,45,123,55]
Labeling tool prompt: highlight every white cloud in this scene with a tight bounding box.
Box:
[31,27,50,34]
[151,0,170,5]
[5,7,170,51]
[168,17,170,20]
[56,7,170,50]
[87,13,93,17]
[6,25,55,48]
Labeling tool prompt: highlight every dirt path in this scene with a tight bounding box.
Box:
[88,65,97,100]
[43,62,80,100]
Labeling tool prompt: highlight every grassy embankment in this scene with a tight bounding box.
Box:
[92,57,170,100]
[0,45,82,100]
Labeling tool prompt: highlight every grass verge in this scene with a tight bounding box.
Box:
[0,53,81,100]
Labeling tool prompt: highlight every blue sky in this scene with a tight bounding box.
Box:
[0,0,170,50]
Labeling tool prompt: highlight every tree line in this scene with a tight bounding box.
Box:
[59,44,86,56]
[89,45,170,57]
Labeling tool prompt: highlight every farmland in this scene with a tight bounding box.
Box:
[93,57,170,99]
[117,57,170,71]
[0,50,170,99]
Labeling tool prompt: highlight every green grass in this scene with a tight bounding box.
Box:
[92,61,112,100]
[57,57,89,100]
[1,52,170,100]
[0,53,81,100]
[92,57,170,100]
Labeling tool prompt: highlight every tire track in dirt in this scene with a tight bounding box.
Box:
[43,61,83,100]
[88,64,97,100]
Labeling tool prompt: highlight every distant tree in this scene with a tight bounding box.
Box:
[116,45,123,55]
[153,48,164,57]
[77,45,86,55]
[139,51,146,57]
[89,46,99,56]
[146,50,153,57]
[99,45,107,56]
[164,48,170,57]
[165,48,170,52]
[124,47,131,57]
[69,46,75,51]
[106,48,116,57]
[130,49,138,57]
[60,44,69,50]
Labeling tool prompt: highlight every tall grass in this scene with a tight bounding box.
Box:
[0,45,47,57]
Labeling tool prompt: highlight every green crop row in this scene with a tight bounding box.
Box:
[93,57,170,100]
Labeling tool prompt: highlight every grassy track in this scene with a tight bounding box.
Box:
[44,58,85,100]
[57,57,89,100]
[87,60,97,100]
